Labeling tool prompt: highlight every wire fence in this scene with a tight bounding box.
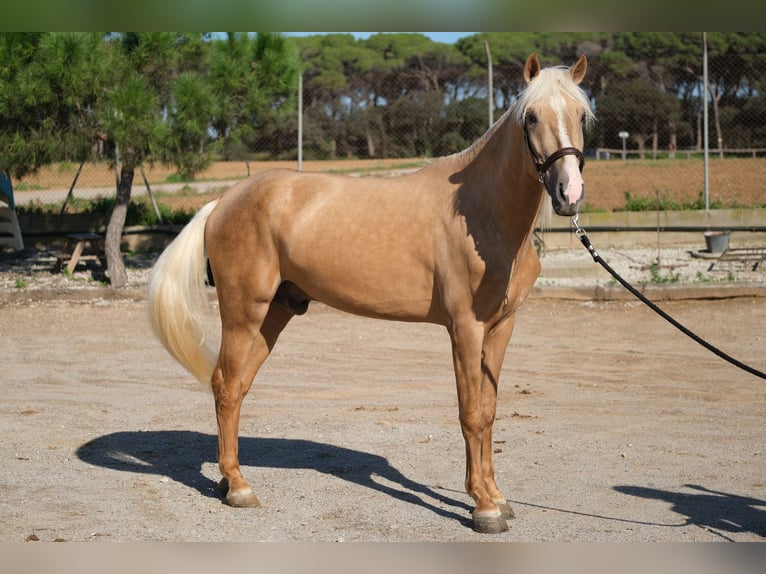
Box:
[13,160,249,221]
[6,73,766,222]
[9,158,436,226]
[10,150,765,226]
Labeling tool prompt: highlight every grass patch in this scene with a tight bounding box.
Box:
[645,263,681,284]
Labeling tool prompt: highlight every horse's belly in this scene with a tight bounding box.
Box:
[312,284,434,322]
[282,249,436,322]
[271,182,441,321]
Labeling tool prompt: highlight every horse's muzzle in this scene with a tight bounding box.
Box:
[551,191,584,216]
[535,147,585,217]
[551,198,582,217]
[547,174,584,216]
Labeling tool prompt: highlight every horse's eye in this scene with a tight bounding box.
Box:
[526,112,538,126]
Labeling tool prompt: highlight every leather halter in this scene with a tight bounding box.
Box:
[523,117,585,183]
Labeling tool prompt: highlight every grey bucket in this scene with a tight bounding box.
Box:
[703,230,731,253]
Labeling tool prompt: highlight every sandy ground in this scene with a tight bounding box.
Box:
[1,268,764,541]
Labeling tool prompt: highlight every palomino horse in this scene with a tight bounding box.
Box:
[148,53,593,534]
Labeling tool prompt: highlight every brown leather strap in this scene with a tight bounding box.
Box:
[524,117,585,176]
[535,146,584,174]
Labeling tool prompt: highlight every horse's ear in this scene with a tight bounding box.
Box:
[570,54,587,84]
[524,52,541,84]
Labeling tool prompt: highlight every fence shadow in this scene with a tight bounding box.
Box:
[76,430,472,527]
[613,484,766,540]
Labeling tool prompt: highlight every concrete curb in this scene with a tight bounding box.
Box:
[530,281,766,301]
[0,287,146,304]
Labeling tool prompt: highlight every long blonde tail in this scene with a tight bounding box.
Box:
[147,200,219,386]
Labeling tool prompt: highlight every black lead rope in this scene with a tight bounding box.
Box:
[571,216,766,381]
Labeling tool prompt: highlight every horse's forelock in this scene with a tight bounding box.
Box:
[511,66,594,126]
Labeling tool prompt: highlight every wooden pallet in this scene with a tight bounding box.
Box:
[707,247,766,272]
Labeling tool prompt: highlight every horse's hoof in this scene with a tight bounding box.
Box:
[472,512,510,534]
[226,488,261,508]
[218,478,261,508]
[495,501,516,520]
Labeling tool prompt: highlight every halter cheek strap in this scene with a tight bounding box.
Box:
[523,119,585,183]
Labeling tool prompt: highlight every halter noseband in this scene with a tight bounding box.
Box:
[523,118,585,184]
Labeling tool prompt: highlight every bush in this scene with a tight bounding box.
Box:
[621,191,728,211]
[17,195,196,226]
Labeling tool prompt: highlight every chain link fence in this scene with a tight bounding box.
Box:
[9,158,436,227]
[11,148,764,228]
[14,160,250,223]
[7,62,766,227]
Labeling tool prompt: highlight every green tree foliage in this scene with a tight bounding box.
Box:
[208,32,300,161]
[598,79,682,156]
[297,32,472,159]
[0,32,104,178]
[161,71,215,180]
[5,32,766,176]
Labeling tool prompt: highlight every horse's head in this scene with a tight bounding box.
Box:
[519,53,592,216]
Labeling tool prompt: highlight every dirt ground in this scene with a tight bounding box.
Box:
[1,287,764,542]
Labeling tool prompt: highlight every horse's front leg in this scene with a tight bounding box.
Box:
[450,320,509,534]
[479,312,518,522]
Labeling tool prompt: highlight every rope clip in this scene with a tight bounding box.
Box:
[571,214,599,261]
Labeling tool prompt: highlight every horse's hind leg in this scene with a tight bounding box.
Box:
[213,301,293,507]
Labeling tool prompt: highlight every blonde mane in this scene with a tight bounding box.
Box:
[448,63,594,167]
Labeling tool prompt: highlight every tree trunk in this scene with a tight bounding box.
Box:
[708,82,725,159]
[366,128,376,158]
[695,110,702,150]
[634,134,647,160]
[104,162,134,289]
[712,92,724,159]
[669,131,677,159]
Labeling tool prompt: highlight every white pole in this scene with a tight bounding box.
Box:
[702,32,710,212]
[298,71,303,172]
[484,41,493,128]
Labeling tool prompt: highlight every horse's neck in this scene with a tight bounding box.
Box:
[454,119,543,244]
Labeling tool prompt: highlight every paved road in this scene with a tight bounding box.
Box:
[13,180,241,206]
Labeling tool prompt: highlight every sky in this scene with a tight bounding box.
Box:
[283,32,476,44]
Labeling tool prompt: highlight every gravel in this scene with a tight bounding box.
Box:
[1,241,763,297]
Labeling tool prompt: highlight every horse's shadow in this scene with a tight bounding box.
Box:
[75,431,472,527]
[614,484,766,540]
